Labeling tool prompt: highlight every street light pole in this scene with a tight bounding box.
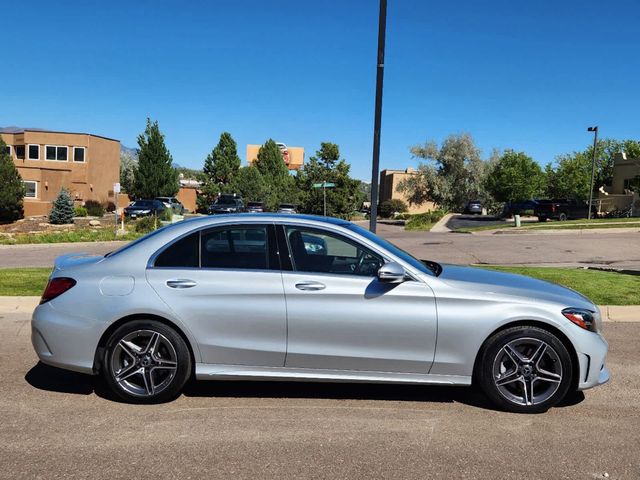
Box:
[587,126,598,220]
[368,0,387,233]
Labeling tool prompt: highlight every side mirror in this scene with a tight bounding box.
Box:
[377,262,406,283]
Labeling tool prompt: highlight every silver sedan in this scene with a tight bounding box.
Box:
[31,215,609,413]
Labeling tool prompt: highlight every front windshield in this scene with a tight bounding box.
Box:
[133,200,153,207]
[346,223,438,277]
[216,198,236,205]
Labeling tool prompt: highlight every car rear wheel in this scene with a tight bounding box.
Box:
[477,326,573,413]
[558,213,568,221]
[102,320,191,403]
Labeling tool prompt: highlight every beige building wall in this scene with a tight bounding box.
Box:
[246,144,304,170]
[379,168,436,214]
[1,129,120,217]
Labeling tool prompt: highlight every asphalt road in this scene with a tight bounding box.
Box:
[1,224,640,270]
[1,308,638,479]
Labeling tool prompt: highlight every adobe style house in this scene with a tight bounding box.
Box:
[246,143,304,170]
[0,127,120,217]
[379,168,436,214]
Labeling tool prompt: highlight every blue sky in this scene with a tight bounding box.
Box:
[2,0,639,180]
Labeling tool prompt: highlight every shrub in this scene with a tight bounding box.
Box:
[84,200,105,217]
[49,188,75,224]
[378,199,408,218]
[104,201,116,212]
[0,138,25,222]
[134,216,158,233]
[405,210,446,231]
[159,208,173,222]
[74,206,88,217]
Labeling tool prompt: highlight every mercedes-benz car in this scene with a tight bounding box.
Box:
[31,215,609,412]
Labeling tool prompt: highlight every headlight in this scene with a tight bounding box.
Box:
[141,209,151,214]
[562,308,596,332]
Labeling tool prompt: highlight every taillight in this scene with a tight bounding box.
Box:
[40,277,76,304]
[551,205,556,213]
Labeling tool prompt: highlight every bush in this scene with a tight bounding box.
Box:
[49,188,75,224]
[134,216,158,233]
[159,208,173,222]
[84,200,105,217]
[378,199,408,218]
[104,201,116,212]
[405,210,446,231]
[74,206,88,217]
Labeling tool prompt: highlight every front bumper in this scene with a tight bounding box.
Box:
[574,328,609,390]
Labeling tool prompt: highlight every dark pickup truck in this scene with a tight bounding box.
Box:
[534,199,596,222]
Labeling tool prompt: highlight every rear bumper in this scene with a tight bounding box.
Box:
[31,302,99,374]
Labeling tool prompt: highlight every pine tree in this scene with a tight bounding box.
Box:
[253,139,296,210]
[131,118,179,199]
[49,188,75,224]
[0,138,26,222]
[203,132,241,185]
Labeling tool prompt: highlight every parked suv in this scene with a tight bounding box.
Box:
[156,197,185,215]
[208,195,244,214]
[463,200,483,215]
[277,203,298,214]
[534,199,596,222]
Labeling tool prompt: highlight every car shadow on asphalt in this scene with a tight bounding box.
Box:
[25,362,585,411]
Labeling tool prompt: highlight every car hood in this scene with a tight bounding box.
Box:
[436,264,595,309]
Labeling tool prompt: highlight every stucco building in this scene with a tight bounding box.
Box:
[379,168,436,214]
[246,143,304,170]
[0,127,120,216]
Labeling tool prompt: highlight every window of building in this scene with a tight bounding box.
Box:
[154,232,199,268]
[45,145,68,161]
[2,145,10,157]
[201,226,270,270]
[285,226,383,277]
[15,145,25,159]
[23,181,37,198]
[73,147,86,162]
[623,176,640,191]
[28,144,40,160]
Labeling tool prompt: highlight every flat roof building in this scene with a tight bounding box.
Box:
[246,143,304,170]
[379,168,436,214]
[0,127,120,217]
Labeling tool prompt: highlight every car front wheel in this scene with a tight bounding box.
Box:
[102,320,192,403]
[477,326,573,413]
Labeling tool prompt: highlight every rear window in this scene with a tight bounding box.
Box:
[201,227,268,269]
[154,232,199,267]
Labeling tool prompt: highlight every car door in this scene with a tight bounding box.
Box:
[279,224,437,373]
[146,223,287,366]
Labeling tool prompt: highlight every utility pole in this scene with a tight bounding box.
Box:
[368,0,387,233]
[587,126,598,220]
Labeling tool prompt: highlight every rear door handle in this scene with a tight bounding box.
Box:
[166,279,197,289]
[295,281,326,291]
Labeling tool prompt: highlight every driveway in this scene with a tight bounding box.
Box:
[1,306,638,479]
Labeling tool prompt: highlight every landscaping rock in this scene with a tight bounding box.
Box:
[89,220,101,227]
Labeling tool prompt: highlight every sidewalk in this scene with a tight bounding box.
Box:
[1,296,637,322]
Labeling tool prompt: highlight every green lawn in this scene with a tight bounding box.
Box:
[0,229,142,245]
[0,268,52,296]
[478,266,640,305]
[458,216,640,233]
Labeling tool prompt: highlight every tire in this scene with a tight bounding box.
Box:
[558,213,568,221]
[102,320,192,404]
[477,326,573,413]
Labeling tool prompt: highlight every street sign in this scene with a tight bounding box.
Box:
[312,182,335,188]
[113,182,121,194]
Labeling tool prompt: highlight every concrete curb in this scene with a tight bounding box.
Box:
[1,297,638,322]
[430,213,455,233]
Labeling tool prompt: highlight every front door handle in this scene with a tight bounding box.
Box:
[166,279,197,289]
[295,281,326,291]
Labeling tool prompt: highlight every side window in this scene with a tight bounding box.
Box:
[201,226,270,270]
[154,232,199,268]
[285,226,383,277]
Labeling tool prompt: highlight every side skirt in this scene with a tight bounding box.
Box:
[195,364,471,386]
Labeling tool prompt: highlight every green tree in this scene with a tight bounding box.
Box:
[253,139,296,210]
[399,133,493,212]
[203,132,241,185]
[485,150,545,203]
[131,118,179,199]
[0,138,25,222]
[119,153,136,193]
[228,166,266,202]
[49,188,75,224]
[296,142,365,217]
[378,199,408,218]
